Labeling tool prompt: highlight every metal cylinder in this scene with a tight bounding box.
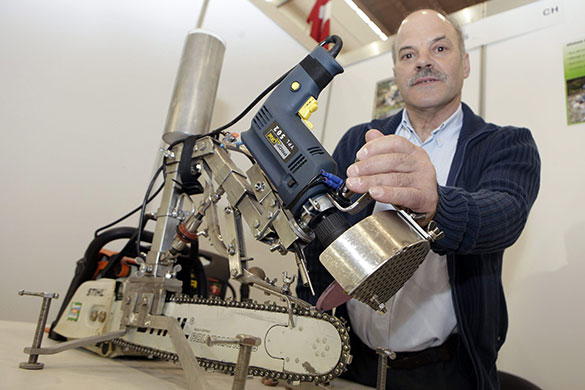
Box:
[319,210,430,312]
[162,30,226,144]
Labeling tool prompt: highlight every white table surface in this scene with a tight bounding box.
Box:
[0,320,373,390]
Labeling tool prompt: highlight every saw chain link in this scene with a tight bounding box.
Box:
[110,295,351,385]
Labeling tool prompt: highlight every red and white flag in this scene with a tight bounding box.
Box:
[307,0,331,43]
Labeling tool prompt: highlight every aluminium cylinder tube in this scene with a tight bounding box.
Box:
[319,210,431,312]
[162,30,226,144]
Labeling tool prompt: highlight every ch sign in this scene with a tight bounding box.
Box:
[463,0,564,50]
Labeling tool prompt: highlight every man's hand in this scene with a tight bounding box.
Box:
[345,129,438,225]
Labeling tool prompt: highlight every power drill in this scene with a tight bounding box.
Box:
[241,36,350,249]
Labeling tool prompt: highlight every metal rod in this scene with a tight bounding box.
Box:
[375,347,396,390]
[232,344,253,390]
[196,0,210,29]
[376,349,387,390]
[18,290,59,370]
[24,330,126,355]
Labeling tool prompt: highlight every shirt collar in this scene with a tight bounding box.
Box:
[399,104,463,146]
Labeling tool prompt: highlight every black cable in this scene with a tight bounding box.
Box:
[226,282,237,300]
[206,68,293,139]
[94,180,165,237]
[136,163,166,257]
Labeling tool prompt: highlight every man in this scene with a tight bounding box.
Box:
[298,9,541,389]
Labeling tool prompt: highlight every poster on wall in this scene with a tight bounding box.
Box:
[564,38,585,125]
[373,77,405,120]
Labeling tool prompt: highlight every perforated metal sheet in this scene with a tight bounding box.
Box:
[350,240,430,312]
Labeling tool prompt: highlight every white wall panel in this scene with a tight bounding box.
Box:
[485,1,585,388]
[0,0,312,322]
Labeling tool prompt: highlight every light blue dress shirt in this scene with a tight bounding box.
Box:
[347,105,463,352]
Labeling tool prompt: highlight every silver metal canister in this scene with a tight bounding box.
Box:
[319,210,439,312]
[162,30,225,144]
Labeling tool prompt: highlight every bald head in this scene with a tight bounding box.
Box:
[392,10,466,64]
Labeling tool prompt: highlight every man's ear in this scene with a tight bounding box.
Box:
[463,52,470,79]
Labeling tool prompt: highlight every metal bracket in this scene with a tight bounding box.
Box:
[149,315,211,390]
[223,206,245,278]
[236,269,311,309]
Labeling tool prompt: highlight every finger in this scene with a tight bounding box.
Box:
[365,129,384,143]
[346,173,414,193]
[357,134,416,160]
[368,186,429,213]
[347,153,416,177]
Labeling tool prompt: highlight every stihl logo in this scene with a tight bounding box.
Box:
[86,288,104,297]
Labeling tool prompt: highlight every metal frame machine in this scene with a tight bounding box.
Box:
[18,31,442,390]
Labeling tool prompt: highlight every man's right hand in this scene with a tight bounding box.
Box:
[344,129,438,226]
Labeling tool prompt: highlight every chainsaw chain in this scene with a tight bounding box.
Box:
[111,295,351,384]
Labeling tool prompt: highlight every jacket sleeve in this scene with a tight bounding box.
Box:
[432,127,541,255]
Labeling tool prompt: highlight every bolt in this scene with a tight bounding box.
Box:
[227,245,236,255]
[89,310,98,321]
[98,311,107,323]
[253,220,260,228]
[225,207,232,215]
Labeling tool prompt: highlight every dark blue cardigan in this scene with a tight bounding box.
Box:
[298,103,541,389]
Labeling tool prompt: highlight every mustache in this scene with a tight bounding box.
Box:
[408,68,447,87]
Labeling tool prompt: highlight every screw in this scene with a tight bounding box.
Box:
[254,182,266,192]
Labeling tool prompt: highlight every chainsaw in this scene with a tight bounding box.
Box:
[42,30,442,389]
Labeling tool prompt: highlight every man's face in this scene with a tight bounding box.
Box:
[393,10,470,111]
